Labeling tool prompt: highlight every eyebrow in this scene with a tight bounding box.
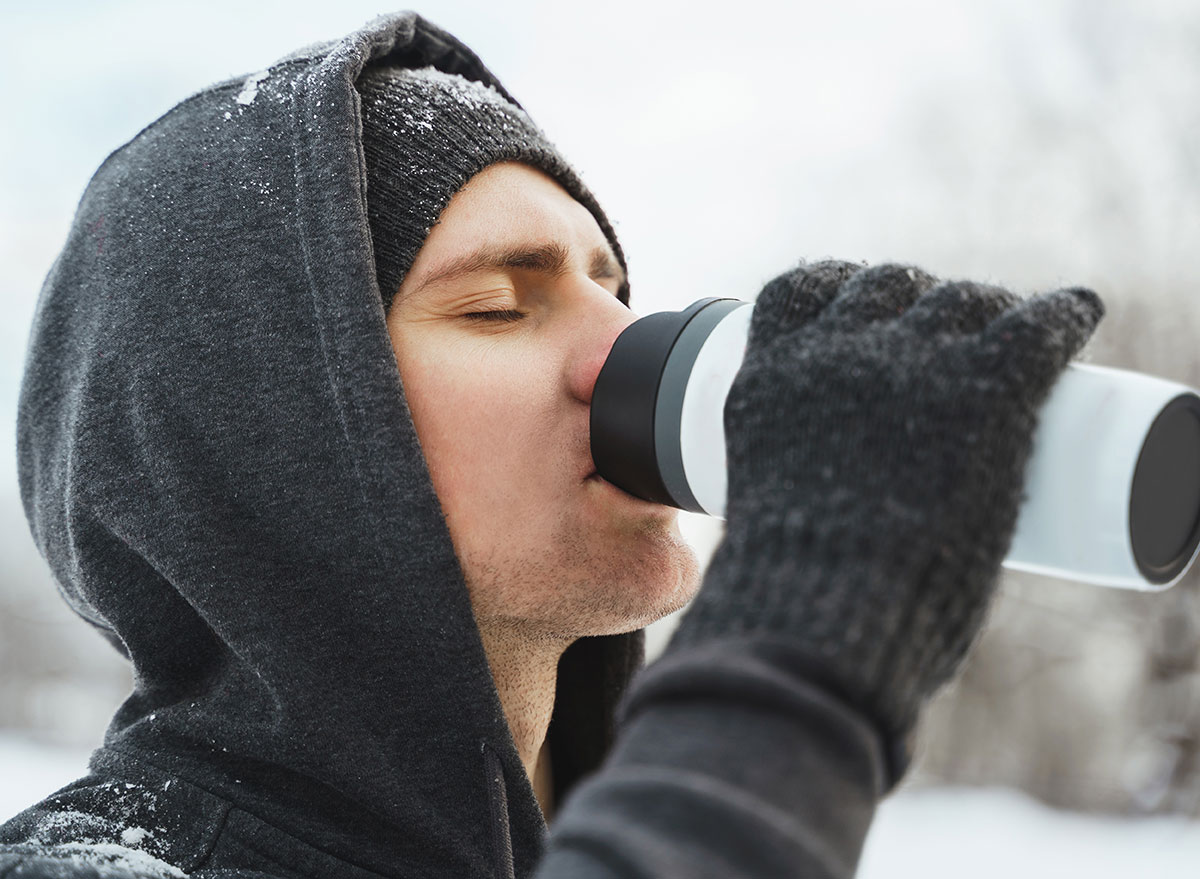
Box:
[410,241,628,297]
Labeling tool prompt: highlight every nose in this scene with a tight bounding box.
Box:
[568,291,639,407]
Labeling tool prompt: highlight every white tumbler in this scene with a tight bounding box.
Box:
[590,298,1200,591]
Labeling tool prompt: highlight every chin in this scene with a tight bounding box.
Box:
[584,538,704,636]
[459,507,703,640]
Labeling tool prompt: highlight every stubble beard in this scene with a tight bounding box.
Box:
[462,507,702,644]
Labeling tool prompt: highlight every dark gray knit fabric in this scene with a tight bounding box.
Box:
[666,260,1106,781]
[357,65,630,313]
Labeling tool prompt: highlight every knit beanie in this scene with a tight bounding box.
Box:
[357,64,630,314]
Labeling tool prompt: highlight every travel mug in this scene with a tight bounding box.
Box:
[590,298,1200,591]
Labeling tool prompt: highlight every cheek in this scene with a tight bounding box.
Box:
[399,342,555,525]
[404,359,502,489]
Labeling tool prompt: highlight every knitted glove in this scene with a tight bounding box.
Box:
[666,260,1106,778]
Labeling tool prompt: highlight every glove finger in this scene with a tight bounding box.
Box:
[974,286,1107,392]
[748,259,862,351]
[897,280,1024,337]
[820,263,939,329]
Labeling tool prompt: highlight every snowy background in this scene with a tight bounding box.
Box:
[5,0,1200,874]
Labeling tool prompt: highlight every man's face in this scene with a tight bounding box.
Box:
[386,161,701,642]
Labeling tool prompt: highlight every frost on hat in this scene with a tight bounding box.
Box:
[357,64,629,313]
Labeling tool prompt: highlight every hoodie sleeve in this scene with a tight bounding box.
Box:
[532,635,888,878]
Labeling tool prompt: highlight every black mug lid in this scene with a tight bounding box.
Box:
[590,299,734,506]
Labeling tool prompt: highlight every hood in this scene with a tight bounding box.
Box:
[16,11,643,878]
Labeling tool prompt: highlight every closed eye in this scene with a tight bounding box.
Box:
[462,309,527,323]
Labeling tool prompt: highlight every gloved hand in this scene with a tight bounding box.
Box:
[666,260,1106,779]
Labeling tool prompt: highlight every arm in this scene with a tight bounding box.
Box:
[537,636,887,878]
[537,260,1105,879]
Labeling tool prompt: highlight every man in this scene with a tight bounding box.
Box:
[1,11,1103,879]
[384,158,703,815]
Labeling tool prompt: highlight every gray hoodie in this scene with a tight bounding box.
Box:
[1,11,884,879]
